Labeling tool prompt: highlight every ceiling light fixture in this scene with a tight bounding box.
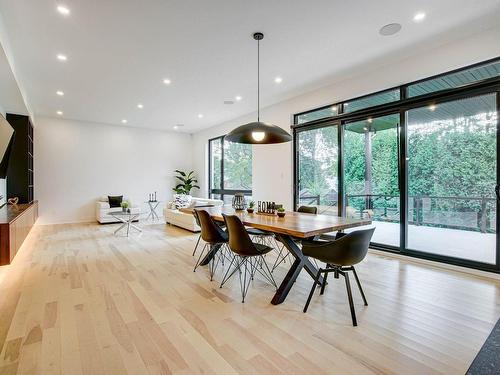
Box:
[197,114,204,119]
[413,12,426,22]
[235,96,242,101]
[57,5,70,15]
[225,33,291,144]
[57,54,67,61]
[379,23,402,36]
[56,111,63,115]
[173,124,184,131]
[137,103,144,109]
[367,118,373,123]
[121,119,128,124]
[56,90,64,96]
[429,104,437,111]
[274,76,283,84]
[163,78,171,85]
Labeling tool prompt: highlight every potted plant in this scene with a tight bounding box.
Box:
[172,170,200,208]
[277,207,286,218]
[247,200,255,213]
[121,200,130,213]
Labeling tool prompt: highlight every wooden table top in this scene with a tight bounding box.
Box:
[199,206,372,238]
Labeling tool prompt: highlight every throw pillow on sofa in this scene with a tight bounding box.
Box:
[108,195,123,208]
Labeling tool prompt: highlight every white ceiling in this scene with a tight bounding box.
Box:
[0,0,499,132]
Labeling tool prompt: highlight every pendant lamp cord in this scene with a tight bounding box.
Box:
[257,37,260,122]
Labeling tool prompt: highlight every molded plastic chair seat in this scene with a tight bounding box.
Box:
[302,227,375,326]
[221,214,277,302]
[193,209,229,281]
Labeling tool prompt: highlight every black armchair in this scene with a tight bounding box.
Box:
[302,227,375,326]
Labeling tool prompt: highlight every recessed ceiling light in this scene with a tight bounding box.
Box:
[429,104,437,111]
[274,76,283,84]
[235,95,242,101]
[57,54,67,61]
[173,124,184,131]
[379,23,402,36]
[121,119,128,124]
[197,114,204,119]
[331,106,337,111]
[363,127,368,131]
[413,12,426,22]
[163,78,171,85]
[56,111,63,115]
[56,90,64,96]
[57,5,70,15]
[137,103,144,109]
[367,118,373,123]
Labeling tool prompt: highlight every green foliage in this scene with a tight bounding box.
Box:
[277,206,285,213]
[223,141,252,190]
[173,170,200,195]
[120,200,129,209]
[248,200,255,208]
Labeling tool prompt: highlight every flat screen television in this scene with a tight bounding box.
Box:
[0,113,14,179]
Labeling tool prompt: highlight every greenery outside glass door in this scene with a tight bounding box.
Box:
[343,114,400,247]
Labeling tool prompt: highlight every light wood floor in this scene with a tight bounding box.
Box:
[1,222,499,375]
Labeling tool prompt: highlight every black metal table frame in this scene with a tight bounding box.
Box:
[199,232,324,305]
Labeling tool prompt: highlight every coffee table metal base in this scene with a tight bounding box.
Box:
[110,213,142,236]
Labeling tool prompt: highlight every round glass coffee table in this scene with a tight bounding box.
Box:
[108,211,142,236]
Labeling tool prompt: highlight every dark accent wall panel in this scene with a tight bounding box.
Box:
[6,114,34,204]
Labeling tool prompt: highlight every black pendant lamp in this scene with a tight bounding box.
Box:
[225,32,291,144]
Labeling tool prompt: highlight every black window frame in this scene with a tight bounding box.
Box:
[208,135,252,202]
[292,56,500,274]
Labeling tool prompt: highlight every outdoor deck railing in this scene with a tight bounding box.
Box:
[299,193,496,233]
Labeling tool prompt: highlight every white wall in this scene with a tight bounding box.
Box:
[35,117,192,224]
[192,25,500,209]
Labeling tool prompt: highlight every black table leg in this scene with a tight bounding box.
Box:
[271,234,323,305]
[199,243,222,266]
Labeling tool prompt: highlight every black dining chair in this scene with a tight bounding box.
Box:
[193,210,229,281]
[220,214,277,302]
[272,205,318,271]
[302,227,375,326]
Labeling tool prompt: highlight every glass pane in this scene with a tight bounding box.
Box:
[407,94,497,264]
[408,60,500,97]
[344,89,400,113]
[297,126,338,214]
[209,138,222,190]
[296,105,339,124]
[223,140,252,190]
[344,114,400,247]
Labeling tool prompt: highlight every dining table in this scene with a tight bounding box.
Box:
[198,206,372,305]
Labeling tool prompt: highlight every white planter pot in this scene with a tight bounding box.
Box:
[173,194,192,209]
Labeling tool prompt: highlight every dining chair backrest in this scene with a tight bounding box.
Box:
[297,206,318,214]
[223,214,260,256]
[195,209,227,244]
[302,227,375,266]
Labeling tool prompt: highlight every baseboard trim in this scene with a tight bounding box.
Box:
[369,248,500,281]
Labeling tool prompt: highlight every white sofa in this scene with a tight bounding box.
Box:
[96,196,140,224]
[164,197,223,231]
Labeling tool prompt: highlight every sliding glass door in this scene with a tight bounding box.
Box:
[296,125,339,215]
[343,114,401,247]
[406,94,497,263]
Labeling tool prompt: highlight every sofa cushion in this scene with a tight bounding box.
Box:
[108,195,123,208]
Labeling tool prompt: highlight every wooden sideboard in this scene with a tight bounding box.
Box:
[0,201,38,265]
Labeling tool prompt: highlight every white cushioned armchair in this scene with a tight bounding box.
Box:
[164,197,223,231]
[96,196,140,224]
